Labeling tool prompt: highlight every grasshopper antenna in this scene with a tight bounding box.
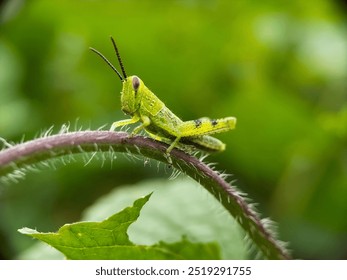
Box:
[89,46,124,81]
[110,36,127,79]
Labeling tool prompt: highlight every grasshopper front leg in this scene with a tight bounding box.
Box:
[110,115,152,137]
[110,115,140,131]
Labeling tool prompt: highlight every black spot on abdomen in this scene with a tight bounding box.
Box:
[194,119,202,128]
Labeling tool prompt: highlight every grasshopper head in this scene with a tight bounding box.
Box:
[90,37,143,116]
[120,75,143,115]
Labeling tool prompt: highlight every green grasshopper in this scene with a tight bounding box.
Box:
[90,37,236,163]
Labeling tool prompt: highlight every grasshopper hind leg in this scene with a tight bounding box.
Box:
[183,135,226,153]
[178,117,236,137]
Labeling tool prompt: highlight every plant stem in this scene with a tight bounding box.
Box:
[0,130,290,259]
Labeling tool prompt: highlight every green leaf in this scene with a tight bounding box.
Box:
[18,194,220,260]
[84,178,247,259]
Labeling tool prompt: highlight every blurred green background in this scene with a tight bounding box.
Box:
[0,0,347,259]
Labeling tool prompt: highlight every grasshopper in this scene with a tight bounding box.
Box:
[90,37,236,163]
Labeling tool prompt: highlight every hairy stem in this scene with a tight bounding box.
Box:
[0,131,290,259]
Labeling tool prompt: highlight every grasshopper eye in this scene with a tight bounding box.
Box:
[132,76,140,92]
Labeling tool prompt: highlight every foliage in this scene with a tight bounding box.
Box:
[19,194,221,260]
[18,177,247,260]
